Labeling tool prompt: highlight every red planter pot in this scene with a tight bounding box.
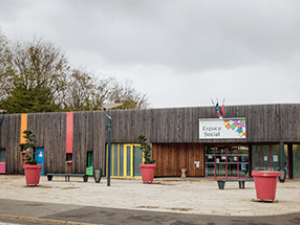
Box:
[252,171,280,201]
[23,164,43,185]
[139,164,156,182]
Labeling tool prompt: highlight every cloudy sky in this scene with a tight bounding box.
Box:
[0,0,299,108]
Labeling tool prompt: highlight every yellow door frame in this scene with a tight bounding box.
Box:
[106,143,143,178]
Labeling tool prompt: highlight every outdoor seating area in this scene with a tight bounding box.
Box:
[217,179,254,189]
[46,173,89,182]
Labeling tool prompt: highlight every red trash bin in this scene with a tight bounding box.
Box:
[252,171,280,201]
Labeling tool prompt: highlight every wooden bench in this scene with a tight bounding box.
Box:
[46,173,88,182]
[217,179,254,189]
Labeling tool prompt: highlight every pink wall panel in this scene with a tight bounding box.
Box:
[0,162,5,173]
[66,112,74,154]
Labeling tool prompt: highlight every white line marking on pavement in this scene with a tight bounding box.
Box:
[0,223,21,225]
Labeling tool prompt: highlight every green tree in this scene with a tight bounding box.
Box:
[138,135,155,164]
[0,38,69,113]
[1,83,57,113]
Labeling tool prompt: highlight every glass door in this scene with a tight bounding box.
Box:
[106,144,143,178]
[205,146,215,176]
[227,146,238,177]
[125,145,132,177]
[262,145,271,171]
[252,145,261,171]
[124,144,143,177]
[252,144,288,175]
[133,146,143,176]
[293,145,300,178]
[216,147,226,176]
[239,146,249,177]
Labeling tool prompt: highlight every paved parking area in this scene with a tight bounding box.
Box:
[0,175,300,217]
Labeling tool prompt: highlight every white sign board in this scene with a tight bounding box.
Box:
[199,118,246,139]
[194,161,200,168]
[273,155,278,162]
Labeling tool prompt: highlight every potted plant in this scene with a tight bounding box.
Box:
[138,135,156,183]
[19,130,43,185]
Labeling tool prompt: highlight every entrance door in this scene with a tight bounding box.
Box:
[35,148,45,175]
[124,144,143,177]
[133,146,142,177]
[215,147,226,176]
[125,145,132,177]
[293,145,300,178]
[252,144,288,177]
[227,146,238,177]
[106,144,143,178]
[0,149,5,173]
[205,146,215,176]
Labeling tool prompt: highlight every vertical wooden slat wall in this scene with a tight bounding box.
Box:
[2,104,300,175]
[152,143,205,177]
[0,114,21,174]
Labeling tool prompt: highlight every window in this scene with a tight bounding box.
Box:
[205,146,249,177]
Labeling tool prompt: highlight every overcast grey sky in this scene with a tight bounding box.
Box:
[0,0,299,108]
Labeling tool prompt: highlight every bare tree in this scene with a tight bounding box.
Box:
[0,30,12,101]
[108,79,150,109]
[0,32,150,112]
[66,71,150,111]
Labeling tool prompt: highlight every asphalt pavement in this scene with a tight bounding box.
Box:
[1,198,300,225]
[1,175,300,225]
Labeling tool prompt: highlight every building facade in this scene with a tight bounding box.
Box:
[0,103,300,179]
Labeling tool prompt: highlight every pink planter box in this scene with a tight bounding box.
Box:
[23,164,43,185]
[139,164,156,182]
[252,171,280,201]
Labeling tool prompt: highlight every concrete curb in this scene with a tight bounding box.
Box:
[0,214,100,225]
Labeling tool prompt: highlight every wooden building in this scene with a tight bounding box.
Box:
[0,103,300,179]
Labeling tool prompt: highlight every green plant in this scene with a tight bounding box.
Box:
[138,135,155,164]
[19,130,37,164]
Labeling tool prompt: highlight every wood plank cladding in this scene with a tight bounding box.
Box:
[3,103,300,175]
[152,143,205,177]
[66,112,74,154]
[148,104,300,143]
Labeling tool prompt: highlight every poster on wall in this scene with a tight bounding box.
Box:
[199,118,246,139]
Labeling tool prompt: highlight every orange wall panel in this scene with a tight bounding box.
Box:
[20,114,28,144]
